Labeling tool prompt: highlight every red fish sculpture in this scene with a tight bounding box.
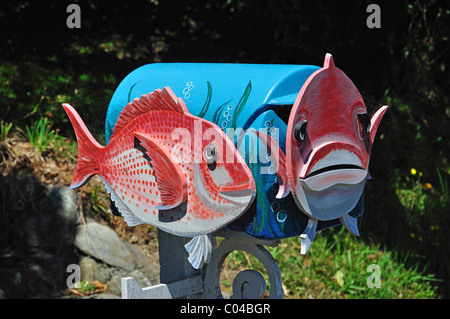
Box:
[256,54,387,253]
[63,87,256,269]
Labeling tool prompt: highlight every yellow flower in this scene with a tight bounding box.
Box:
[410,168,417,175]
[423,183,432,189]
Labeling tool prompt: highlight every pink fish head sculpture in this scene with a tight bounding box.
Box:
[63,87,256,269]
[285,54,387,251]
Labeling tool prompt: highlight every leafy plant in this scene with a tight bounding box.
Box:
[25,117,56,152]
[435,166,448,206]
[75,280,96,294]
[0,120,12,141]
[70,280,107,296]
[91,185,108,214]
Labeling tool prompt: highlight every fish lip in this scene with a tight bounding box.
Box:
[300,147,367,178]
[299,167,368,192]
[304,164,365,179]
[218,180,254,197]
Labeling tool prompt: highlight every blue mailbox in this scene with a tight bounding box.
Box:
[105,63,364,241]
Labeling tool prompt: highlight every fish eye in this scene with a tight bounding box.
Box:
[357,113,371,138]
[294,120,307,142]
[204,144,218,170]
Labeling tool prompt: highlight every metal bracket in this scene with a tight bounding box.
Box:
[121,230,284,299]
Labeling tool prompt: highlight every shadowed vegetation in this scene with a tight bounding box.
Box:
[0,0,448,298]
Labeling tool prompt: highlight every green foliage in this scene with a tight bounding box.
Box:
[0,59,115,145]
[24,117,77,156]
[75,280,97,295]
[90,185,108,214]
[276,228,440,298]
[25,117,56,153]
[220,228,440,298]
[0,121,12,141]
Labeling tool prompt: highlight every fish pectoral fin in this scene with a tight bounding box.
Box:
[300,218,318,255]
[252,130,290,199]
[132,132,187,210]
[185,234,212,269]
[340,214,360,236]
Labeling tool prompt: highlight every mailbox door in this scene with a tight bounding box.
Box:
[221,109,364,240]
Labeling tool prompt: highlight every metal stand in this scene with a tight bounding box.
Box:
[121,230,284,299]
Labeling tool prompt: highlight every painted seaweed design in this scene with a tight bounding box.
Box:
[231,81,252,130]
[127,81,141,103]
[197,81,212,118]
[106,120,114,141]
[198,80,252,146]
[212,100,231,125]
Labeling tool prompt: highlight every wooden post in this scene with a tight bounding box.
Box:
[158,229,202,285]
[122,230,207,299]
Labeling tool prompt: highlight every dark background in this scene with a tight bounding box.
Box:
[1,0,449,297]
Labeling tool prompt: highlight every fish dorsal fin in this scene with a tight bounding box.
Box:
[132,132,187,210]
[111,87,189,139]
[252,130,290,199]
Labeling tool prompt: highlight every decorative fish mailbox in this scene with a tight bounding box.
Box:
[285,54,387,252]
[64,53,387,273]
[63,89,256,269]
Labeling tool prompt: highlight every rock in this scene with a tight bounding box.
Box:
[74,219,160,296]
[125,243,159,286]
[79,256,109,283]
[108,275,123,295]
[47,185,80,227]
[0,172,160,298]
[74,219,136,271]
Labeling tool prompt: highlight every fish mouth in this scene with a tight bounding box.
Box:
[290,149,369,220]
[218,179,255,205]
[298,147,368,192]
[306,164,365,178]
[194,163,255,208]
[293,165,368,221]
[301,165,367,192]
[219,179,255,197]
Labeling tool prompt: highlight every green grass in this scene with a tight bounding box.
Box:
[0,120,12,141]
[220,227,440,299]
[276,228,439,298]
[0,59,115,144]
[25,117,56,153]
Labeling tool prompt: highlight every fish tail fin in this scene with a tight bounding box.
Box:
[62,103,103,189]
